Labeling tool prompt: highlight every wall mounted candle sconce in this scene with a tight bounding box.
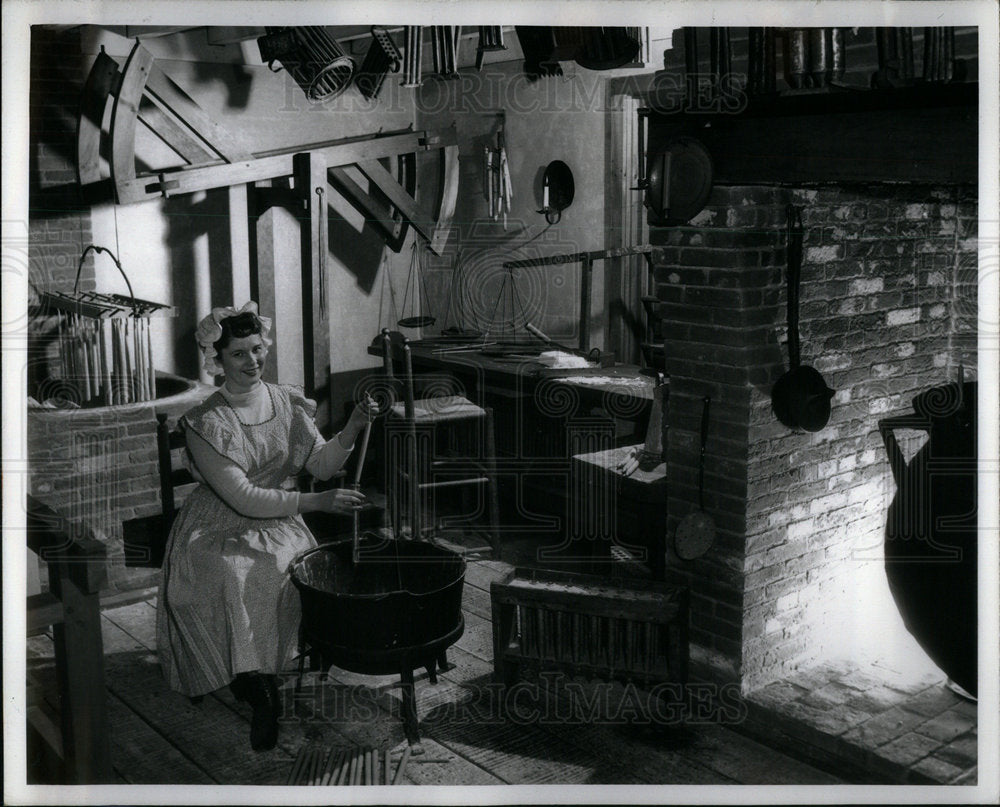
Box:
[538,160,574,224]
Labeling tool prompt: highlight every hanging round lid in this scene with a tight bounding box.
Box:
[646,136,713,224]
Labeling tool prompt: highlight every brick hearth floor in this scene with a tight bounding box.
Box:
[743,659,977,784]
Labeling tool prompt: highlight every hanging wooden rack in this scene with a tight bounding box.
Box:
[35,245,175,407]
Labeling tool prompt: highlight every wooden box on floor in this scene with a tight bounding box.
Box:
[571,444,667,580]
[490,567,689,693]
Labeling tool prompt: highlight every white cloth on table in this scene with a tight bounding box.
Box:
[155,382,351,697]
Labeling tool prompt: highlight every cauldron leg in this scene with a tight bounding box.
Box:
[399,666,424,754]
[437,651,454,673]
[295,645,306,694]
[425,656,438,684]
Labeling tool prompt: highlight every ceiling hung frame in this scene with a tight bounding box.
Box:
[76,41,460,419]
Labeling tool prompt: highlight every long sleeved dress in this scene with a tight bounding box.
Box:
[156,382,352,697]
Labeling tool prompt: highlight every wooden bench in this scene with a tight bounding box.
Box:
[26,495,112,784]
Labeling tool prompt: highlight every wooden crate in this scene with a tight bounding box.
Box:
[490,567,688,689]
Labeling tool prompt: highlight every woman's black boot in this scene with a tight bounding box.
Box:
[230,672,279,751]
[229,673,250,703]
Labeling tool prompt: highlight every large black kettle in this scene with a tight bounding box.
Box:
[878,375,977,696]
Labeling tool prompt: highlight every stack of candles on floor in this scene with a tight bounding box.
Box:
[287,745,428,786]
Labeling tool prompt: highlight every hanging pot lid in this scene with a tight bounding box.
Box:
[646,136,713,224]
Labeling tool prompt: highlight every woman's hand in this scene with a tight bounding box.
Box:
[301,488,367,514]
[347,392,381,429]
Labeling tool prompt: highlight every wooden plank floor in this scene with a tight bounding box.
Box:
[26,558,843,787]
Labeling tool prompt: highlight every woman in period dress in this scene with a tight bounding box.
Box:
[156,302,377,751]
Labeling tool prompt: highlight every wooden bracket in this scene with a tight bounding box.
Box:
[328,153,414,252]
[78,41,460,254]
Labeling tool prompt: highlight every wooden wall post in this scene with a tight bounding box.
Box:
[293,152,330,429]
[228,184,252,304]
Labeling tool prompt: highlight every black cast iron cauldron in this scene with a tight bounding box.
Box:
[291,535,467,750]
[879,379,977,697]
[290,535,466,675]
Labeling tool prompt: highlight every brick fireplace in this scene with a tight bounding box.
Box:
[651,182,977,693]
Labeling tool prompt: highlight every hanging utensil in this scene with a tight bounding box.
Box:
[476,26,506,70]
[398,240,436,329]
[402,26,422,88]
[486,146,494,219]
[356,26,402,100]
[675,396,716,560]
[771,205,835,432]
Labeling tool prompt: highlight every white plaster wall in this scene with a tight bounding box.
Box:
[83,29,418,385]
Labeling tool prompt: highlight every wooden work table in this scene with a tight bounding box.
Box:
[368,338,661,558]
[368,339,655,460]
[368,339,655,402]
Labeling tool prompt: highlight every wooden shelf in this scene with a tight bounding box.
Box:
[646,81,978,185]
[647,80,977,120]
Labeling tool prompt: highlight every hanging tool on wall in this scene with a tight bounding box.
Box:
[771,205,835,432]
[708,28,732,102]
[871,28,916,88]
[482,113,513,228]
[746,28,778,96]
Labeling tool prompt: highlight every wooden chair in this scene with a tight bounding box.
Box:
[380,329,500,555]
[26,495,113,783]
[122,412,195,568]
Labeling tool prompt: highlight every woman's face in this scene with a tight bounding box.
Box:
[218,334,267,392]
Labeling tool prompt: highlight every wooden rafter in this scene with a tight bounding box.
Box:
[78,42,460,255]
